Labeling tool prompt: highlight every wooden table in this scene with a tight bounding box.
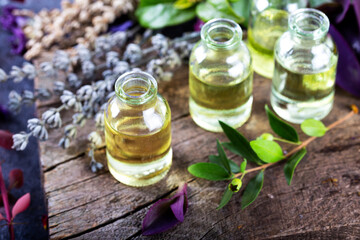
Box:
[35,60,360,239]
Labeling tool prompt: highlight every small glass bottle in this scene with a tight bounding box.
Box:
[248,0,307,78]
[271,8,338,123]
[104,71,172,187]
[189,18,253,132]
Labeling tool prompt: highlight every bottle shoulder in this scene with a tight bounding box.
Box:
[190,41,252,81]
[105,95,171,136]
[275,32,338,74]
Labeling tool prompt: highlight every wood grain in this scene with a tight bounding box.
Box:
[35,54,360,239]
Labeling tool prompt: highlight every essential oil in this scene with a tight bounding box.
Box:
[247,8,288,79]
[271,8,338,123]
[189,18,253,132]
[104,71,172,187]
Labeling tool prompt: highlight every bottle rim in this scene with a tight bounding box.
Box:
[288,8,329,40]
[201,18,242,49]
[115,71,157,105]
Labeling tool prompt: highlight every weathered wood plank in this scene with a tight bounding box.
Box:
[35,49,360,239]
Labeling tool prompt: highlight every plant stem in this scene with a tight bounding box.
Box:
[234,106,358,178]
[0,165,14,240]
[273,137,301,145]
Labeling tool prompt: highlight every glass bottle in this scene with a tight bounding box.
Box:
[104,71,172,187]
[271,8,338,123]
[247,0,307,78]
[189,18,253,132]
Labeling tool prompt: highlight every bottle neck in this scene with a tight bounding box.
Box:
[115,71,157,106]
[201,18,242,50]
[288,8,329,45]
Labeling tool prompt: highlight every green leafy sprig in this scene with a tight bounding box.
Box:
[135,0,250,29]
[188,104,358,209]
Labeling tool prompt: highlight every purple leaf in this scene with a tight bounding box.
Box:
[0,105,10,120]
[9,169,23,189]
[0,212,5,221]
[109,20,133,32]
[142,183,188,236]
[11,193,30,219]
[10,27,27,54]
[330,25,360,97]
[194,18,204,32]
[0,130,14,150]
[336,0,351,23]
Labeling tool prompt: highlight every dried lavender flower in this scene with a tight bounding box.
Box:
[146,59,165,81]
[42,108,62,128]
[109,31,127,48]
[53,81,65,95]
[12,132,30,151]
[10,66,25,82]
[88,131,103,147]
[106,51,120,68]
[67,73,82,88]
[0,68,7,82]
[113,61,129,76]
[35,88,52,101]
[81,60,95,79]
[77,85,94,101]
[27,118,48,141]
[76,44,92,63]
[8,90,22,113]
[123,43,142,64]
[164,49,181,69]
[95,36,111,56]
[58,136,70,149]
[60,90,81,111]
[151,34,169,56]
[22,62,37,79]
[72,113,86,126]
[94,111,104,129]
[90,159,104,173]
[53,50,70,71]
[39,62,56,77]
[64,124,77,139]
[22,90,35,105]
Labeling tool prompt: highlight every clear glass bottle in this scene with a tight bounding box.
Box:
[189,18,253,132]
[104,71,172,187]
[271,8,338,123]
[248,0,307,78]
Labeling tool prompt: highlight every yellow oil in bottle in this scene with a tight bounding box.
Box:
[248,8,288,78]
[271,56,337,123]
[189,66,253,132]
[104,76,172,187]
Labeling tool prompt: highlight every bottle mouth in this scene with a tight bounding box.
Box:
[289,8,329,40]
[201,18,242,48]
[115,71,157,104]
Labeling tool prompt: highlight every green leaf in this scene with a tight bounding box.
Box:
[135,3,196,29]
[188,162,231,181]
[241,170,264,209]
[196,0,244,23]
[174,0,197,9]
[257,133,274,141]
[139,0,176,7]
[250,140,284,163]
[309,0,332,7]
[284,148,307,185]
[300,119,328,137]
[216,139,231,174]
[219,121,264,165]
[230,0,250,26]
[209,155,240,173]
[240,159,247,173]
[265,105,299,143]
[217,188,233,209]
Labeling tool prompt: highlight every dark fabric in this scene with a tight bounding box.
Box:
[0,1,61,239]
